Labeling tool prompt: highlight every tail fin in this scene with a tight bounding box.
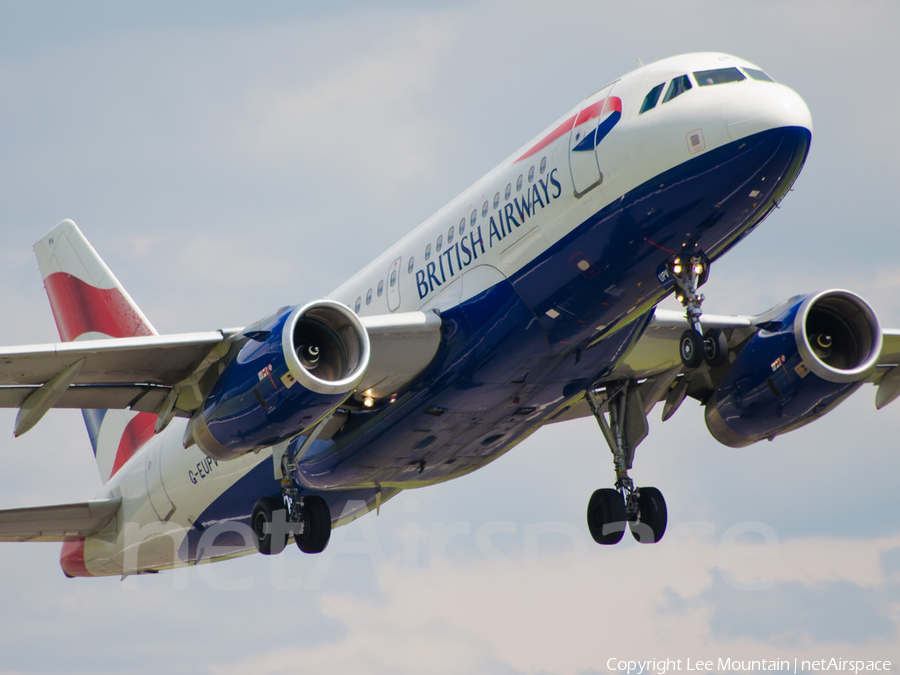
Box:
[34,220,159,483]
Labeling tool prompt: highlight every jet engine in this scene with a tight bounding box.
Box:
[188,300,370,461]
[704,290,882,447]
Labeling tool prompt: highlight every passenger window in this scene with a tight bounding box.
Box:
[408,257,415,273]
[516,175,523,191]
[694,67,746,86]
[744,67,774,82]
[459,218,466,236]
[425,243,431,261]
[505,183,512,200]
[539,157,547,174]
[377,280,384,297]
[390,270,397,287]
[436,235,443,253]
[481,200,488,217]
[470,209,477,227]
[493,192,500,209]
[528,166,535,183]
[355,297,362,312]
[447,226,454,244]
[662,75,692,103]
[640,83,665,113]
[366,289,372,305]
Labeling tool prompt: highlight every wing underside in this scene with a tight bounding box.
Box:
[549,308,900,425]
[0,497,121,542]
[0,311,442,434]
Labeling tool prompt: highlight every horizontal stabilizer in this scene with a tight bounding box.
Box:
[0,497,121,542]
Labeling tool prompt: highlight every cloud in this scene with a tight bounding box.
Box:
[704,578,896,646]
[242,13,459,202]
[198,529,900,675]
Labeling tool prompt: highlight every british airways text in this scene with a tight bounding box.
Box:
[415,168,562,299]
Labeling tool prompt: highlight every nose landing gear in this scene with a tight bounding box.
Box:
[667,250,727,368]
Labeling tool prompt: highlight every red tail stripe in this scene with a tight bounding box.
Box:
[110,412,157,477]
[44,272,152,342]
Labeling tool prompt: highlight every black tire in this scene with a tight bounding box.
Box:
[252,496,288,555]
[586,488,626,545]
[679,329,704,369]
[629,487,667,544]
[295,495,332,554]
[703,327,728,367]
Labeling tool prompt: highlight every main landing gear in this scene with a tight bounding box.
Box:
[585,382,667,545]
[667,251,727,369]
[251,444,332,556]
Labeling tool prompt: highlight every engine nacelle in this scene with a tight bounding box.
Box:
[705,290,882,447]
[188,300,370,461]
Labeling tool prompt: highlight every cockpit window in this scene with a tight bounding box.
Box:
[662,75,692,103]
[694,67,746,86]
[743,67,774,82]
[640,83,665,114]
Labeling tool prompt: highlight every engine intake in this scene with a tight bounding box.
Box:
[705,290,882,447]
[189,300,369,461]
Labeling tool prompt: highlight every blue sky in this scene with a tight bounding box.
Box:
[0,2,898,673]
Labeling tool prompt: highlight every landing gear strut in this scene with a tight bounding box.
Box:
[585,382,667,545]
[667,250,726,368]
[252,438,332,556]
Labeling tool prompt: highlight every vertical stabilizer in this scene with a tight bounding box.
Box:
[34,220,159,483]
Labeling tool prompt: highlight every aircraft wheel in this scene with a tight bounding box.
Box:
[629,487,667,544]
[703,328,728,367]
[587,488,626,545]
[295,495,332,554]
[679,329,704,369]
[252,496,288,555]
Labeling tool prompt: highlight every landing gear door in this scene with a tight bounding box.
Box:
[568,83,617,197]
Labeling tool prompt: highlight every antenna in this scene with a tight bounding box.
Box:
[636,57,645,67]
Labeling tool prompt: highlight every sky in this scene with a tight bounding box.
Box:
[0,1,899,673]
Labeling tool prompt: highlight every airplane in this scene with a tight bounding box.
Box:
[1,51,898,578]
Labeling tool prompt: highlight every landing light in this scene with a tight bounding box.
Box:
[363,396,375,408]
[693,264,704,275]
[672,264,683,275]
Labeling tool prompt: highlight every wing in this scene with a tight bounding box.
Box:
[0,311,441,434]
[0,497,120,542]
[550,305,900,425]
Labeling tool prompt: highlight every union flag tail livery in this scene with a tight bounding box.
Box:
[34,220,158,483]
[2,52,897,578]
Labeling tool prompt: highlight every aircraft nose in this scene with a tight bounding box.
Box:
[726,83,813,142]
